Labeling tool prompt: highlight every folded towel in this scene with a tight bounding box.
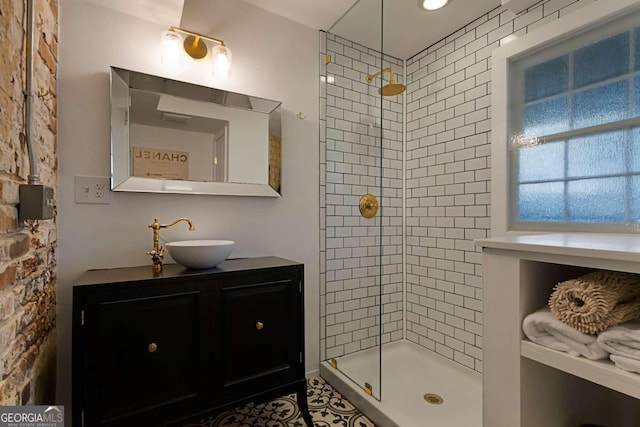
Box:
[610,354,640,374]
[596,319,640,361]
[549,270,640,334]
[523,307,609,360]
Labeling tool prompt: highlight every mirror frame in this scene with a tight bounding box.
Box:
[110,67,282,197]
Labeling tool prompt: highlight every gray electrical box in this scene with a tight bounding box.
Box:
[19,184,55,220]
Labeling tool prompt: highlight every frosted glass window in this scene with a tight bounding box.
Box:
[630,176,640,221]
[635,77,640,116]
[573,81,628,128]
[518,182,564,221]
[518,141,564,182]
[567,178,625,222]
[524,56,568,102]
[574,33,630,88]
[631,127,640,173]
[567,131,625,178]
[636,29,640,71]
[510,17,640,230]
[523,97,569,137]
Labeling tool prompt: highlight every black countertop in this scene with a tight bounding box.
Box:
[75,256,302,287]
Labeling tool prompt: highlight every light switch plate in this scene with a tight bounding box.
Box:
[75,176,111,204]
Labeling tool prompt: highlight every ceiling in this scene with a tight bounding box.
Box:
[329,0,501,59]
[80,0,185,26]
[241,0,358,32]
[80,0,501,59]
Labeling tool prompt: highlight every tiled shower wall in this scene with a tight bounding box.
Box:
[320,0,596,372]
[320,32,404,361]
[405,0,596,372]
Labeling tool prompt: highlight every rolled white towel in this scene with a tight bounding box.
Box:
[596,319,640,361]
[523,307,609,360]
[610,354,640,374]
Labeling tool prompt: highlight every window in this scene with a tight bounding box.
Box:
[492,1,640,234]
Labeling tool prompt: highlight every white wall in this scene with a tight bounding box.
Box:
[57,0,319,409]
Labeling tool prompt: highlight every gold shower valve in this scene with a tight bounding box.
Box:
[359,194,379,219]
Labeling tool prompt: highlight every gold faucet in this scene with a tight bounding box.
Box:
[147,217,195,272]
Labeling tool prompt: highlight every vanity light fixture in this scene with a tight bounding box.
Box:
[160,26,232,80]
[421,0,449,10]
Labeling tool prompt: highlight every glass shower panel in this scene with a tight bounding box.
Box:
[322,0,384,400]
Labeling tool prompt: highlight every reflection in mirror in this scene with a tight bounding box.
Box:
[110,67,282,197]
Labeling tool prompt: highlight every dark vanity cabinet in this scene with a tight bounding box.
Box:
[72,257,312,427]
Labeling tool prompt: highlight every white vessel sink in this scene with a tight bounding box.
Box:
[166,240,234,269]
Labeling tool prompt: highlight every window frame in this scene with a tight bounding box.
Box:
[491,0,640,237]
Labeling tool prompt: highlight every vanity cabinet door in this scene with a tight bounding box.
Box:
[80,283,210,427]
[215,269,303,401]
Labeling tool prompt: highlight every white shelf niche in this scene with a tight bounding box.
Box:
[478,233,640,427]
[521,340,640,400]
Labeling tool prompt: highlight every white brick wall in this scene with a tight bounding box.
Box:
[320,32,404,361]
[321,0,596,372]
[406,0,596,372]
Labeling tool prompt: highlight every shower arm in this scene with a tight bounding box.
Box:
[366,67,396,84]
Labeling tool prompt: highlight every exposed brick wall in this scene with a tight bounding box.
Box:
[0,0,58,405]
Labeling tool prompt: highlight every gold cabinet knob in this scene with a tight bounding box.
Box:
[256,322,264,331]
[148,343,158,353]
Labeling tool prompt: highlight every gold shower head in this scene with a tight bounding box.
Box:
[380,83,407,96]
[365,67,406,96]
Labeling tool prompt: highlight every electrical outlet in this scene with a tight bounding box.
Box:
[75,176,111,204]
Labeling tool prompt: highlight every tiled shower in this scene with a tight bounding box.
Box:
[320,33,404,363]
[320,0,597,423]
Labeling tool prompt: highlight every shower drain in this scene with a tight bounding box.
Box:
[423,393,444,405]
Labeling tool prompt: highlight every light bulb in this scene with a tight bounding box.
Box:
[161,30,184,70]
[211,44,232,81]
[422,0,448,10]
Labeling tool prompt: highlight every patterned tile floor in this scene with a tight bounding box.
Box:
[183,376,375,427]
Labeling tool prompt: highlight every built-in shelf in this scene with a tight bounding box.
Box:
[521,340,640,400]
[476,233,640,263]
[479,233,640,426]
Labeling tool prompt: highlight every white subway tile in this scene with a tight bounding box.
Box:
[476,16,499,37]
[488,21,514,45]
[322,1,594,372]
[454,29,477,50]
[544,0,577,16]
[436,343,454,359]
[514,5,543,30]
[445,335,465,353]
[454,351,475,369]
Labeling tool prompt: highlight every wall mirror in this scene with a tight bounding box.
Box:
[110,67,282,197]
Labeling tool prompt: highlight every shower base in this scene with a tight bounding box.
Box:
[320,340,482,427]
